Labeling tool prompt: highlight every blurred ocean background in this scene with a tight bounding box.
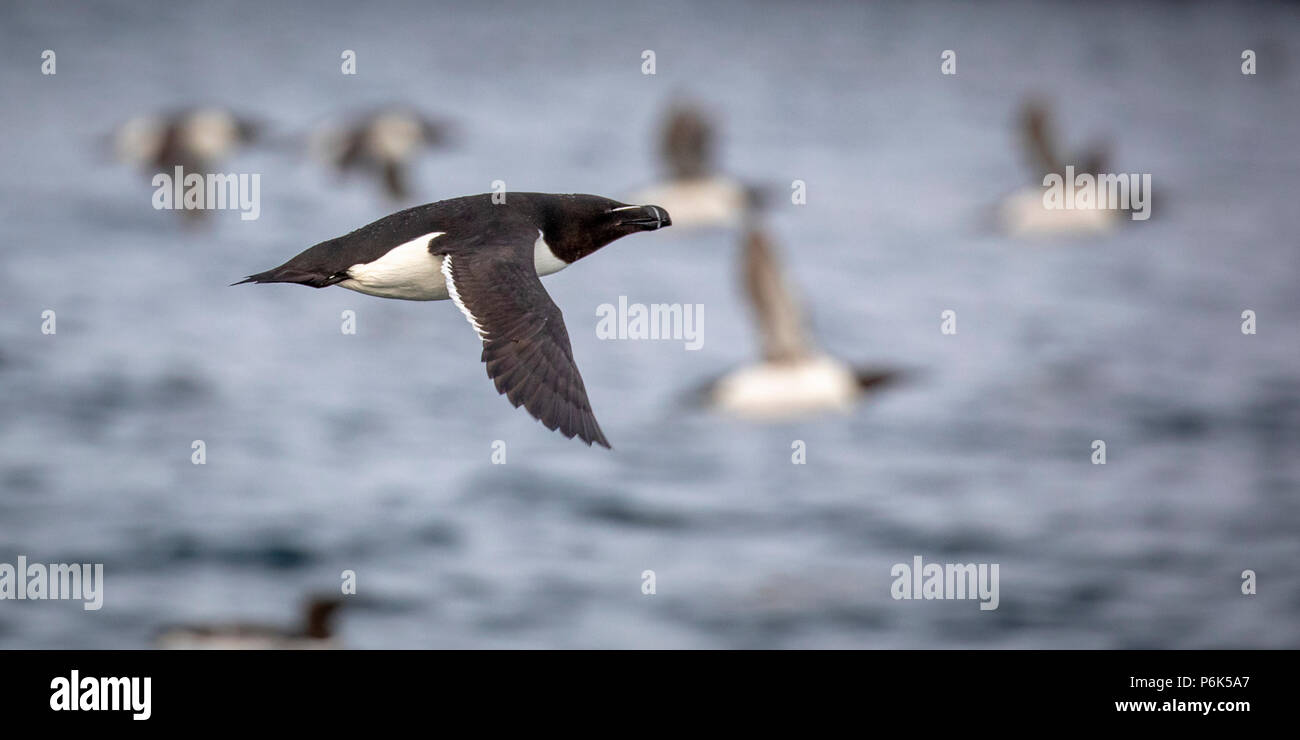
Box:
[0,0,1297,648]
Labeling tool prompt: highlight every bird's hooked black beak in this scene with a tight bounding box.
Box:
[618,204,671,231]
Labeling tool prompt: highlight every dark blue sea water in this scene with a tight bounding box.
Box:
[0,0,1297,648]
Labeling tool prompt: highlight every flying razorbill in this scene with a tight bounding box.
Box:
[236,193,671,448]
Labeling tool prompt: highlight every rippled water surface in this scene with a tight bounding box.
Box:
[0,0,1298,648]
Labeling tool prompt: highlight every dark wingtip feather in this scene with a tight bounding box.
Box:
[583,416,612,449]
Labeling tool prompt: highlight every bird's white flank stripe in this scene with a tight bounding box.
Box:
[337,231,447,301]
[441,255,488,340]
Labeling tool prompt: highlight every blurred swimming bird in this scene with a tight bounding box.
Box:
[155,597,344,650]
[998,98,1120,238]
[310,106,449,202]
[627,102,754,229]
[706,227,899,418]
[113,106,257,175]
[111,106,258,221]
[236,193,671,448]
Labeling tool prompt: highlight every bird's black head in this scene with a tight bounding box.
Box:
[530,194,671,264]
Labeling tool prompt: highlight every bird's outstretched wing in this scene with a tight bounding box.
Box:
[742,228,814,364]
[437,228,611,448]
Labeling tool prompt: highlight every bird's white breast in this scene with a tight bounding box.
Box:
[365,112,424,160]
[998,187,1120,238]
[337,231,566,302]
[182,108,241,160]
[712,355,860,419]
[338,232,449,301]
[114,115,165,165]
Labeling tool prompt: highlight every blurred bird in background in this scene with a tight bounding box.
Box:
[309,105,450,202]
[705,226,901,419]
[110,106,259,223]
[155,596,344,650]
[997,97,1119,238]
[628,101,756,229]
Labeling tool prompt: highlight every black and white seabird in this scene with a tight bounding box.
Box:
[154,597,344,650]
[236,193,671,448]
[309,106,449,201]
[998,98,1119,237]
[628,102,755,229]
[706,227,899,418]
